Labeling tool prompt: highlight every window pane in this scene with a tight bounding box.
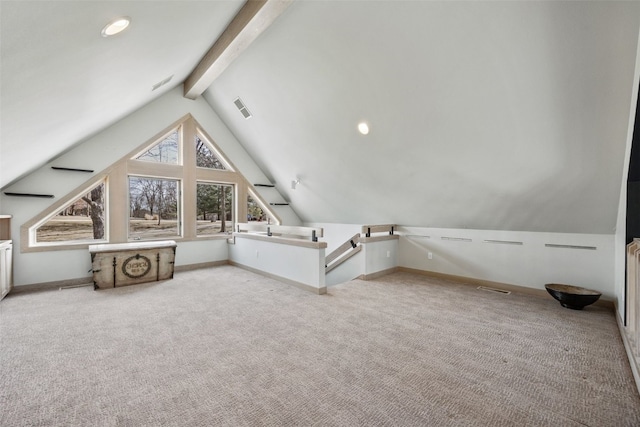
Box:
[129,177,180,240]
[196,183,234,235]
[136,130,179,164]
[247,193,275,224]
[35,182,106,243]
[195,135,226,170]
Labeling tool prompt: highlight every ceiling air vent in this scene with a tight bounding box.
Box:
[234,97,252,119]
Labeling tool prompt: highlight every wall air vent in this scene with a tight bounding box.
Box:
[441,236,472,242]
[234,97,252,119]
[545,243,597,250]
[483,239,523,245]
[477,286,511,295]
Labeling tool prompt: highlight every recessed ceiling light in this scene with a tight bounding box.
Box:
[357,122,370,135]
[101,17,131,37]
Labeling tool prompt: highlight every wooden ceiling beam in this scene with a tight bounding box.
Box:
[183,0,292,100]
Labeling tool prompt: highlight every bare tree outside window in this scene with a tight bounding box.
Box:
[35,182,106,242]
[28,117,271,249]
[136,131,179,164]
[129,177,180,240]
[82,184,105,239]
[195,135,226,170]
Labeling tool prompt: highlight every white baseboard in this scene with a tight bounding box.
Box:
[358,267,398,281]
[9,260,229,295]
[397,267,614,310]
[174,260,228,272]
[228,261,327,295]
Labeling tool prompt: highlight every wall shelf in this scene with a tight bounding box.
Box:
[254,183,275,188]
[4,192,54,198]
[51,166,94,173]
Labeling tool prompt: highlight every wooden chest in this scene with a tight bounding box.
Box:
[89,241,176,289]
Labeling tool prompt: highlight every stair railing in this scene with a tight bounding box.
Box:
[325,233,361,273]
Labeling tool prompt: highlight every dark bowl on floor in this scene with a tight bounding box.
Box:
[545,284,602,310]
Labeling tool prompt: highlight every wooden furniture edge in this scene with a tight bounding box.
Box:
[325,233,361,265]
[615,301,640,395]
[21,234,232,254]
[361,224,395,234]
[236,223,323,238]
[359,234,399,244]
[233,232,327,249]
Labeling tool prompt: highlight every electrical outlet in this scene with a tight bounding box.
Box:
[428,252,433,260]
[256,250,259,258]
[387,250,391,258]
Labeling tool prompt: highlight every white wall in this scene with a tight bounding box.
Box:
[228,237,325,290]
[174,240,228,268]
[0,86,300,286]
[318,222,599,295]
[326,250,363,286]
[206,1,640,234]
[363,238,398,277]
[399,226,615,299]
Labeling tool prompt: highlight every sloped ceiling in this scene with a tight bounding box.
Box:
[0,0,244,188]
[203,1,640,233]
[2,1,640,235]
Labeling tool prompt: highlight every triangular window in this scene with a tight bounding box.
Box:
[195,132,229,170]
[135,128,180,164]
[32,179,107,244]
[247,191,276,224]
[23,115,282,251]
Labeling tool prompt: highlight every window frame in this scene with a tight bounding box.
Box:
[21,114,281,252]
[195,130,233,171]
[132,126,182,166]
[195,181,236,237]
[128,175,183,241]
[247,188,277,225]
[24,176,110,251]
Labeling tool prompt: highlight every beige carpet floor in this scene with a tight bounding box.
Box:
[1,265,639,426]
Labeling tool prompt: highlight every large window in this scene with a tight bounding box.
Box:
[31,180,107,245]
[129,177,180,240]
[23,115,280,251]
[196,182,234,236]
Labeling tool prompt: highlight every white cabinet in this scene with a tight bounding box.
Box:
[0,240,12,300]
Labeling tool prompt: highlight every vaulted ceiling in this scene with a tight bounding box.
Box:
[2,1,640,234]
[0,0,244,186]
